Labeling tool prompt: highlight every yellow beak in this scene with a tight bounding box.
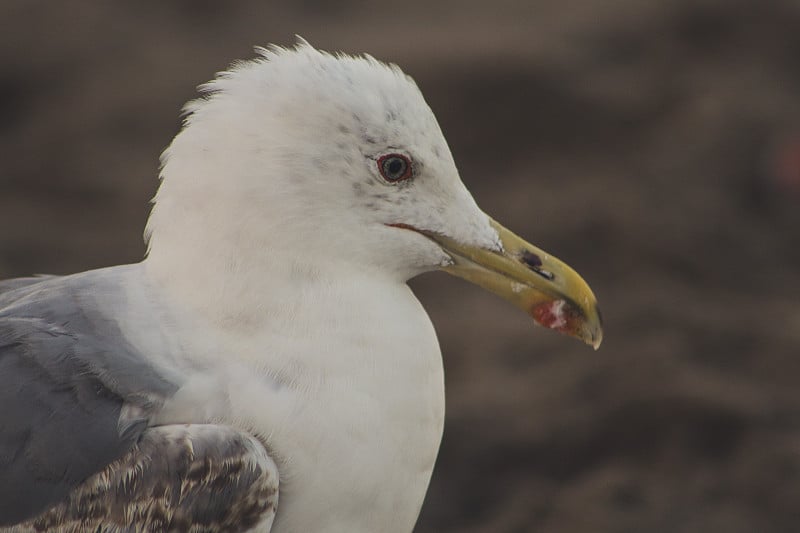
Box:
[424,218,603,349]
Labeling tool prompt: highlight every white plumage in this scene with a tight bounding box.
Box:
[0,42,601,532]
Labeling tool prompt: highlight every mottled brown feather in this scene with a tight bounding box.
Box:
[3,424,279,533]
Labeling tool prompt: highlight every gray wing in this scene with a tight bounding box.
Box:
[0,275,56,296]
[0,275,176,525]
[0,274,279,531]
[10,424,279,533]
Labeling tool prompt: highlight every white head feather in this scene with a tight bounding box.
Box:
[144,42,499,317]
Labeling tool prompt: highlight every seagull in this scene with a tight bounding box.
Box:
[0,42,602,532]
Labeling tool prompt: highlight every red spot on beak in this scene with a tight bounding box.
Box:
[531,299,581,335]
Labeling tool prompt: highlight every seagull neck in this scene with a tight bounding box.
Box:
[142,248,400,331]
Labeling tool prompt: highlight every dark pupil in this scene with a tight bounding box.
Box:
[384,157,406,179]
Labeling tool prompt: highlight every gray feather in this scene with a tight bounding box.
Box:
[0,276,54,296]
[0,272,177,525]
[5,424,279,533]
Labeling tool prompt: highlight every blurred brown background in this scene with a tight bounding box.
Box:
[2,1,800,531]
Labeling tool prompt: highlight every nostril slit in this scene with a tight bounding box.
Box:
[520,250,555,281]
[520,250,542,268]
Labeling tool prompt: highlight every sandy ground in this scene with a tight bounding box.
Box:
[2,1,800,531]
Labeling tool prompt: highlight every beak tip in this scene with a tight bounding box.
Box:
[590,330,603,351]
[588,306,603,350]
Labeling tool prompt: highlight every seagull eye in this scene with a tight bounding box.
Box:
[377,153,413,182]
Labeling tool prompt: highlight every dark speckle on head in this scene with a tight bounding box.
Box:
[312,157,329,171]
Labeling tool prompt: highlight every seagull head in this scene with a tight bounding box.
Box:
[146,42,602,348]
